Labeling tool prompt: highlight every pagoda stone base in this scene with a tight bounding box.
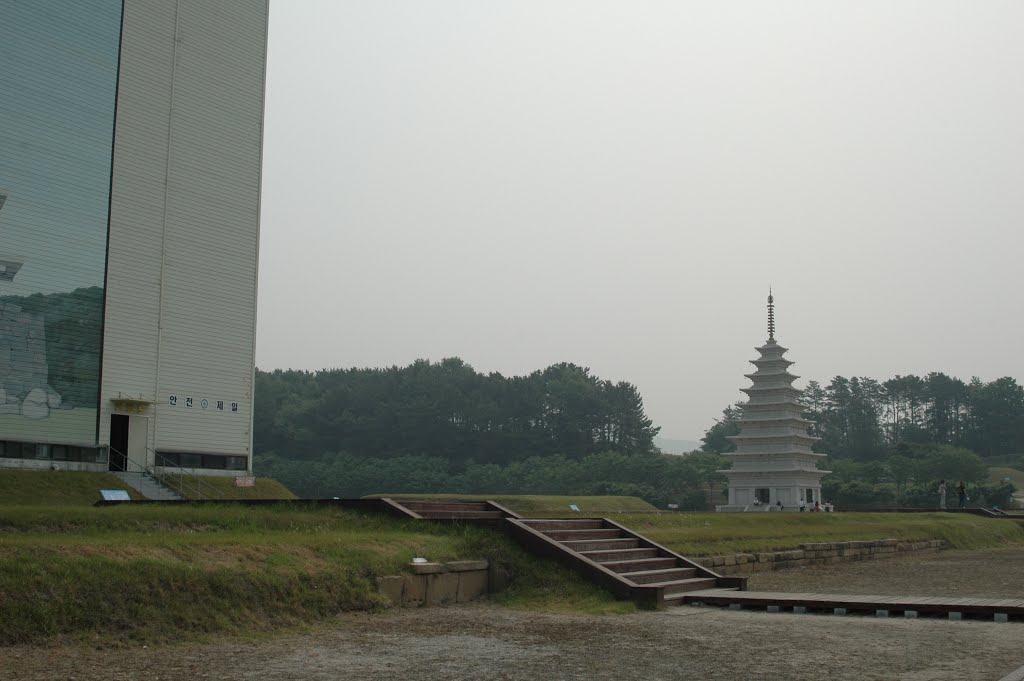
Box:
[716,504,802,513]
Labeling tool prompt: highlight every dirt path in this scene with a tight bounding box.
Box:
[4,548,1024,681]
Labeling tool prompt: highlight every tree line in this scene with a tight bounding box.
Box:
[253,361,1019,509]
[254,359,725,504]
[700,372,1023,508]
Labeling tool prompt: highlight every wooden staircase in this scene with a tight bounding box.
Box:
[378,498,743,609]
[385,498,520,522]
[505,517,746,608]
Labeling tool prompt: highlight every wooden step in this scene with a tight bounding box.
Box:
[578,548,658,563]
[399,501,489,512]
[621,567,697,585]
[542,528,623,541]
[654,577,719,595]
[664,585,738,605]
[562,538,640,552]
[600,557,679,573]
[521,519,605,531]
[414,510,504,520]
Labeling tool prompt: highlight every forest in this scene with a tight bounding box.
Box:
[701,372,1024,508]
[253,360,1023,509]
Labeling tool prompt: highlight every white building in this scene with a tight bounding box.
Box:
[717,294,829,511]
[0,0,269,475]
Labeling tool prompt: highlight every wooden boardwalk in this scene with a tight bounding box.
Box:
[681,588,1024,620]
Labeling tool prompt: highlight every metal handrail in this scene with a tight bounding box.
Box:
[148,448,225,500]
[107,446,224,500]
[107,445,188,499]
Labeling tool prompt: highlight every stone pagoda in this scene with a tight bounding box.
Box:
[716,293,829,511]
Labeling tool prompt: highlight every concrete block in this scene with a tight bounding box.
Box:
[876,609,889,618]
[833,608,847,615]
[488,564,511,593]
[457,570,489,603]
[411,561,446,575]
[403,575,426,606]
[995,613,1009,623]
[713,555,726,567]
[767,605,781,613]
[723,555,736,566]
[904,611,918,619]
[793,606,807,614]
[377,576,404,606]
[949,612,962,621]
[425,572,460,605]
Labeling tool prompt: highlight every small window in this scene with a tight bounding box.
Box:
[180,453,202,468]
[754,488,770,504]
[202,455,227,469]
[159,453,181,466]
[24,442,46,459]
[51,445,68,461]
[226,456,247,471]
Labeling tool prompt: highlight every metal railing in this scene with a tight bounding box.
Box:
[149,449,225,500]
[107,446,225,500]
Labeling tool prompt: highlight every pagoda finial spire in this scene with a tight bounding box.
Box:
[767,288,775,342]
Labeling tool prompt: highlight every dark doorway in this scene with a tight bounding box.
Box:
[109,414,129,471]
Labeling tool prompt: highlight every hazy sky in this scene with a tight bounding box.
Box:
[256,1,1024,441]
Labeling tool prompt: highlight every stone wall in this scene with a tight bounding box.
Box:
[377,560,501,607]
[692,539,946,575]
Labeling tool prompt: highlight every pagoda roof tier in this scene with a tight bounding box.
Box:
[722,449,827,459]
[729,440,821,451]
[739,401,807,411]
[731,428,819,439]
[739,385,803,397]
[739,410,808,421]
[731,430,819,440]
[736,415,815,427]
[754,341,788,354]
[744,371,800,383]
[734,434,819,444]
[749,357,794,368]
[719,467,831,475]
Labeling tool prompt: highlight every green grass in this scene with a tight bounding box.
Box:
[0,502,632,645]
[371,493,658,514]
[3,475,1022,644]
[609,511,1024,556]
[165,475,297,500]
[0,470,144,505]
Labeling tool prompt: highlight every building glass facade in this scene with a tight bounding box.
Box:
[0,1,123,446]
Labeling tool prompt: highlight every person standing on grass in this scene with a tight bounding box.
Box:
[938,480,947,509]
[957,480,968,509]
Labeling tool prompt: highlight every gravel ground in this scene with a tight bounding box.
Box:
[3,548,1024,681]
[747,546,1024,599]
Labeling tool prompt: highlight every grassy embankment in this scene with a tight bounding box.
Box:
[377,493,657,514]
[0,473,630,645]
[386,493,1024,554]
[164,474,296,500]
[3,472,1024,645]
[615,511,1024,556]
[0,470,146,504]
